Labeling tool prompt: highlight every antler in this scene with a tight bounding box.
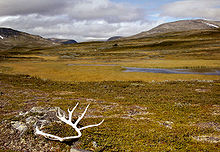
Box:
[35,103,104,142]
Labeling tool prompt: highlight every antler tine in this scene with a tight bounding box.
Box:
[67,102,79,121]
[35,126,64,141]
[74,104,90,126]
[56,107,65,118]
[79,119,104,130]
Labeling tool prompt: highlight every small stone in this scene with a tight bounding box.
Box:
[193,135,220,143]
[30,107,47,113]
[26,116,37,125]
[92,141,98,148]
[20,138,26,144]
[11,121,28,133]
[30,106,65,115]
[70,148,83,152]
[86,99,96,102]
[10,130,15,134]
[19,111,29,116]
[37,119,51,129]
[159,121,173,129]
[70,145,92,152]
[195,89,209,93]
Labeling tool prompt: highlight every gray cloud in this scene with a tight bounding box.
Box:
[1,0,219,42]
[0,14,163,42]
[0,0,65,16]
[161,0,220,20]
[0,0,156,41]
[0,0,144,23]
[65,0,144,22]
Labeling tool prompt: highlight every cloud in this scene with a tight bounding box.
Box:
[0,0,65,16]
[0,14,163,42]
[0,0,144,23]
[161,0,220,20]
[1,0,219,42]
[65,0,144,22]
[0,0,158,41]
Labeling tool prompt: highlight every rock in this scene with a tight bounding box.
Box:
[70,148,82,152]
[30,106,65,115]
[86,98,96,102]
[36,119,51,129]
[70,148,91,152]
[25,116,37,125]
[193,135,220,143]
[5,106,96,151]
[60,55,75,59]
[159,121,173,129]
[13,106,67,131]
[195,89,210,93]
[92,141,98,149]
[19,111,29,116]
[26,107,67,129]
[130,83,145,87]
[196,122,220,131]
[11,121,28,133]
[30,107,47,113]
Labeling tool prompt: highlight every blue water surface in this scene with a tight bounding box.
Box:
[124,67,220,75]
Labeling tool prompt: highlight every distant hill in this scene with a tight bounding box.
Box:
[107,36,122,41]
[0,27,58,50]
[128,19,220,39]
[47,38,77,44]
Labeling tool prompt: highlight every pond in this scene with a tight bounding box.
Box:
[123,67,220,75]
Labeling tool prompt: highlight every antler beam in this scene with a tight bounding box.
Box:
[35,103,104,142]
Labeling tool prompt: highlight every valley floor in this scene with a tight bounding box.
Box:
[0,29,220,151]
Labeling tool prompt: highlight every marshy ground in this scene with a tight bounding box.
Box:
[0,29,219,151]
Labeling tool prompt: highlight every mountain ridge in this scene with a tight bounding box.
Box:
[1,19,220,47]
[0,27,58,50]
[47,38,77,44]
[107,36,123,41]
[124,19,220,40]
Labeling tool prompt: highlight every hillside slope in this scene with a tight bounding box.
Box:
[0,28,58,50]
[107,36,123,41]
[127,19,220,39]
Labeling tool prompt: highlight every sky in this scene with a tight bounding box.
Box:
[0,0,219,42]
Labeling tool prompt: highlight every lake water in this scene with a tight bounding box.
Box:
[124,67,220,75]
[67,64,220,75]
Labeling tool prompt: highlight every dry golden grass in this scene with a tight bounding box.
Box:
[12,55,59,60]
[1,61,219,82]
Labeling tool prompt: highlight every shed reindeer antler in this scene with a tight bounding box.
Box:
[35,103,104,142]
